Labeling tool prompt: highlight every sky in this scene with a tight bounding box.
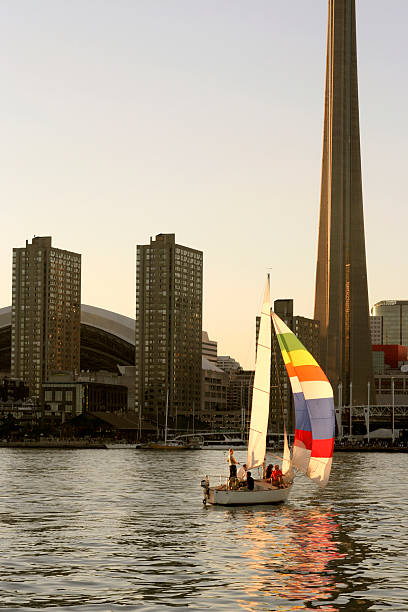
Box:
[1,1,407,369]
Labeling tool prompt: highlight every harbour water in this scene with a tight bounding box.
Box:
[0,449,407,611]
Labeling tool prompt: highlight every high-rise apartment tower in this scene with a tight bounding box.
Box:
[314,0,374,405]
[11,236,81,397]
[135,234,202,428]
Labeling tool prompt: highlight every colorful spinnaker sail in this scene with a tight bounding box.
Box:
[271,312,335,487]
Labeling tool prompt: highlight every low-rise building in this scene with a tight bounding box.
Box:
[202,331,217,364]
[227,370,254,432]
[201,357,229,428]
[217,355,242,373]
[42,373,128,423]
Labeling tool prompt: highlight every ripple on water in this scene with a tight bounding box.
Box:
[0,449,408,610]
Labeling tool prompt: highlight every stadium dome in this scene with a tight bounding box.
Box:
[0,304,135,373]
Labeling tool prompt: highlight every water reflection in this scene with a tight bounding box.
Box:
[0,450,407,610]
[229,506,343,610]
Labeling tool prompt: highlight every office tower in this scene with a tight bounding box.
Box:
[268,300,320,432]
[314,0,374,405]
[135,234,202,428]
[11,236,81,397]
[372,301,408,347]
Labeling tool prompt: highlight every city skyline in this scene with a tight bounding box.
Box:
[1,1,407,369]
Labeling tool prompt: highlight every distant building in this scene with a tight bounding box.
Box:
[227,370,254,432]
[135,233,203,428]
[375,373,408,406]
[372,351,385,375]
[201,357,229,428]
[42,372,128,423]
[372,345,408,370]
[370,315,383,345]
[11,237,81,397]
[217,356,242,373]
[372,301,408,347]
[0,377,29,402]
[202,331,217,364]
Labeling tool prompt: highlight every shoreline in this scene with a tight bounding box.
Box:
[0,441,407,452]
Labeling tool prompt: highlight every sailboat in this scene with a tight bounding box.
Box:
[201,276,335,505]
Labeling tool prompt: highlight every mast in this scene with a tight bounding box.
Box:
[164,389,169,445]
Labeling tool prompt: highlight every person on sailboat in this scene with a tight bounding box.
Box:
[272,464,283,487]
[265,464,273,481]
[237,463,247,483]
[227,448,238,478]
[246,471,255,491]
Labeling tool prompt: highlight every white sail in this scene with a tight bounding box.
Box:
[282,424,294,483]
[247,277,271,470]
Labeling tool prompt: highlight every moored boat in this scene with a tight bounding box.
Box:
[104,441,141,449]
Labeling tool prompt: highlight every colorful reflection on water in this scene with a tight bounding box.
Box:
[235,507,344,611]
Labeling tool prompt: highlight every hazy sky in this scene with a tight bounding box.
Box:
[1,1,407,368]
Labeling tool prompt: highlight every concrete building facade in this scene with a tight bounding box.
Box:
[370,315,383,345]
[135,234,202,428]
[201,356,229,428]
[216,356,242,374]
[372,301,408,347]
[314,1,374,405]
[11,237,81,397]
[202,331,217,364]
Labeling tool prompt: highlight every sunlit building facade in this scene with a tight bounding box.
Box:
[372,301,408,347]
[314,0,374,405]
[135,234,202,427]
[11,236,81,397]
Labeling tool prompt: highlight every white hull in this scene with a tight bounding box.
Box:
[205,481,292,506]
[105,443,140,449]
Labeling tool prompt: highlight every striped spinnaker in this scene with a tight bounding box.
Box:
[271,312,335,487]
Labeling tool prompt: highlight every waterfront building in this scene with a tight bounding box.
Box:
[0,377,29,402]
[372,301,408,347]
[201,356,229,428]
[216,355,242,373]
[42,372,128,423]
[375,373,408,406]
[227,370,254,433]
[314,0,374,405]
[202,331,217,364]
[0,400,39,430]
[11,237,81,398]
[135,233,202,428]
